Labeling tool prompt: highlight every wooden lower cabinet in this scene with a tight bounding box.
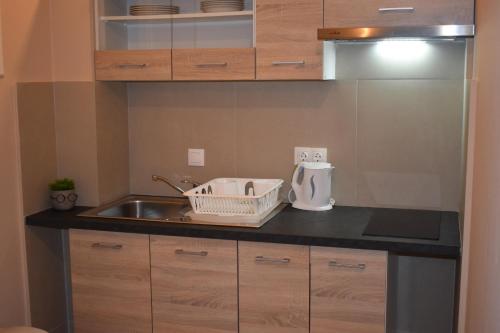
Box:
[239,241,310,333]
[150,235,238,333]
[69,229,152,333]
[310,247,388,333]
[69,229,389,333]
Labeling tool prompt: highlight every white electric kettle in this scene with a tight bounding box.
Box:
[288,162,335,211]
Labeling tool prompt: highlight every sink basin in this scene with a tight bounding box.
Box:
[80,195,191,223]
[80,194,287,228]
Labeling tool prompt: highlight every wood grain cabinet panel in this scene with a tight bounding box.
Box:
[311,247,388,333]
[172,48,255,81]
[239,241,309,333]
[324,0,474,27]
[150,235,238,333]
[69,229,152,333]
[95,49,172,81]
[255,0,324,80]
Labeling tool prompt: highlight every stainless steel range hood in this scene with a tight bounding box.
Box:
[318,25,475,41]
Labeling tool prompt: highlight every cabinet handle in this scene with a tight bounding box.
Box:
[255,256,291,264]
[91,242,123,250]
[272,60,306,66]
[175,249,208,256]
[378,7,415,14]
[196,62,228,67]
[329,260,366,270]
[117,63,147,68]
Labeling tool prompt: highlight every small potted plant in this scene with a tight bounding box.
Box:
[49,178,78,211]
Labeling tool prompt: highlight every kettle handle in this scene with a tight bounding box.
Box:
[291,164,303,186]
[288,189,296,203]
[289,164,303,203]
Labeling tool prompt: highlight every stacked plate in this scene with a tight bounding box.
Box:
[200,0,244,13]
[129,4,180,16]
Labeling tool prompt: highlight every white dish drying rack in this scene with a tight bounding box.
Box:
[183,178,283,219]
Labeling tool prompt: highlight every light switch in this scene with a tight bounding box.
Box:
[188,149,205,167]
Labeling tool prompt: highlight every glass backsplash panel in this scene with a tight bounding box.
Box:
[334,40,467,80]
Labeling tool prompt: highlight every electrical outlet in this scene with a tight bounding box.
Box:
[311,148,327,162]
[294,147,310,164]
[294,147,328,164]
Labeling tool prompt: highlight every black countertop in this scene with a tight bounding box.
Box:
[25,204,461,258]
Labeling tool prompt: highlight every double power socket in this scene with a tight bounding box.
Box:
[294,147,327,165]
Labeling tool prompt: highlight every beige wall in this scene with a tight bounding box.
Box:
[96,82,130,203]
[49,0,94,81]
[53,82,100,206]
[17,83,57,216]
[463,0,500,332]
[0,0,54,326]
[2,0,99,328]
[48,0,98,204]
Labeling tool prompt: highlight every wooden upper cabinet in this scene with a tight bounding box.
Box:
[69,229,152,333]
[95,49,172,81]
[255,0,324,80]
[239,241,310,333]
[324,0,474,28]
[172,48,255,81]
[150,235,238,333]
[310,247,388,333]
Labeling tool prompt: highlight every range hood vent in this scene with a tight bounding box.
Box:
[318,25,475,41]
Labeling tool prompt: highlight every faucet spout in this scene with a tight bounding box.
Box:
[181,177,202,188]
[152,175,185,195]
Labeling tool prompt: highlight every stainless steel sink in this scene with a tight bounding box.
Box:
[80,194,286,228]
[80,195,192,223]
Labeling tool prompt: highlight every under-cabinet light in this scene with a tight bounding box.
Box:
[374,40,430,62]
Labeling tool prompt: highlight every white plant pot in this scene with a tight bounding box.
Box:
[50,190,78,211]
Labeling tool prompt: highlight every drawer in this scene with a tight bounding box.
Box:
[150,236,238,333]
[95,49,172,81]
[324,0,474,27]
[172,48,255,81]
[239,241,309,333]
[69,229,152,333]
[310,247,387,333]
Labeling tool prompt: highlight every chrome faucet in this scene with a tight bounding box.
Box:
[152,175,185,195]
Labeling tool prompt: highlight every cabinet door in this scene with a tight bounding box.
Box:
[311,247,387,333]
[151,236,238,333]
[324,0,474,28]
[239,241,309,333]
[69,229,152,333]
[172,48,255,81]
[256,0,323,80]
[95,49,172,81]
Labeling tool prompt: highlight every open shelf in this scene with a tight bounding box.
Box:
[101,10,254,24]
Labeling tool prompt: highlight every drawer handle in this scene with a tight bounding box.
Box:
[329,260,366,270]
[91,242,123,250]
[255,256,291,264]
[175,249,208,256]
[196,62,228,67]
[116,63,147,69]
[378,7,415,14]
[272,60,306,66]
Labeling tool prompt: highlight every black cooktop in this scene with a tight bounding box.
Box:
[363,209,441,240]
